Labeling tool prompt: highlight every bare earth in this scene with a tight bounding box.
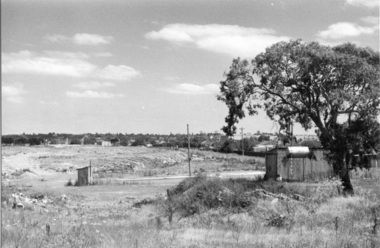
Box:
[2,145,379,248]
[2,145,264,206]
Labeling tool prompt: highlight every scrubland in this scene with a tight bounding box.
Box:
[1,146,379,248]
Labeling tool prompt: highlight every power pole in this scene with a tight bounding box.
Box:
[289,123,294,178]
[187,124,191,176]
[290,123,294,146]
[241,128,244,156]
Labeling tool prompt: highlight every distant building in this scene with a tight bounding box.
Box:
[101,140,112,147]
[253,145,274,152]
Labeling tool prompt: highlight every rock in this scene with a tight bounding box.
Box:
[23,202,34,210]
[13,202,24,209]
[32,193,44,200]
[271,198,279,206]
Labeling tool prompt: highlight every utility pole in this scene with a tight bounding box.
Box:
[289,123,294,146]
[288,122,294,178]
[241,128,244,156]
[187,124,191,176]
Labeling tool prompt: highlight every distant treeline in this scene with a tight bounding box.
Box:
[1,132,223,149]
[1,132,322,151]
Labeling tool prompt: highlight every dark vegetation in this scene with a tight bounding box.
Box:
[2,131,286,153]
[164,175,338,218]
[1,132,225,148]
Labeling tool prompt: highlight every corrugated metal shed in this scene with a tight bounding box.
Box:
[76,166,92,186]
[265,147,334,181]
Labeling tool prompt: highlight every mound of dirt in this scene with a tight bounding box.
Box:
[18,171,38,179]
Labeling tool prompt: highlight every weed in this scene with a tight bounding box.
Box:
[64,179,74,186]
[144,170,158,177]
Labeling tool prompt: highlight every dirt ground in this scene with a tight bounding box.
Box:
[2,146,379,248]
[1,145,264,207]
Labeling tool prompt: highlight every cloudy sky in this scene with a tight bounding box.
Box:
[2,0,379,135]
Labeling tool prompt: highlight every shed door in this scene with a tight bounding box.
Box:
[266,154,277,179]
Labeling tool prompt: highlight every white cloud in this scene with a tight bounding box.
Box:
[146,24,290,57]
[42,51,90,60]
[66,90,125,99]
[165,76,180,81]
[73,33,114,45]
[93,52,114,57]
[44,33,114,45]
[2,83,26,103]
[39,100,59,106]
[166,83,219,95]
[97,65,140,81]
[361,16,380,25]
[2,50,140,81]
[346,0,379,8]
[44,34,70,43]
[73,81,116,89]
[317,22,376,40]
[2,50,95,77]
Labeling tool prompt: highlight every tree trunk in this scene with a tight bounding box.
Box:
[340,151,354,195]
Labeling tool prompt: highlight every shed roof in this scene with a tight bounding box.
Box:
[266,146,326,154]
[76,166,91,170]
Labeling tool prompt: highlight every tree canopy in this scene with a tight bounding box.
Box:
[217,40,380,192]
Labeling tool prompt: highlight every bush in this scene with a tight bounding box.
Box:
[70,139,81,145]
[64,179,78,186]
[167,175,282,217]
[1,137,14,145]
[29,137,44,146]
[220,140,239,153]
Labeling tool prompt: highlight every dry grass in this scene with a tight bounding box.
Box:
[2,176,380,248]
[351,167,380,180]
[2,146,379,247]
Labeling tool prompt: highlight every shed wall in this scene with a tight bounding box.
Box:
[265,153,278,179]
[77,167,91,186]
[265,148,333,181]
[277,149,333,181]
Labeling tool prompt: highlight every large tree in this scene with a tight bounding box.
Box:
[217,40,380,193]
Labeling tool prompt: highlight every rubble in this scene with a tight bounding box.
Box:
[250,189,305,202]
[6,192,69,210]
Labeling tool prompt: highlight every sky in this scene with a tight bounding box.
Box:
[2,0,379,135]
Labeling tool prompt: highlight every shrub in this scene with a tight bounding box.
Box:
[167,175,283,217]
[64,179,73,186]
[64,179,78,186]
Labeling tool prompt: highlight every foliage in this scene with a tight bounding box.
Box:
[1,137,14,144]
[14,137,28,145]
[83,136,97,145]
[29,137,44,146]
[131,137,145,146]
[69,139,81,145]
[300,139,322,148]
[258,135,269,142]
[217,40,380,192]
[237,138,259,152]
[220,139,239,153]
